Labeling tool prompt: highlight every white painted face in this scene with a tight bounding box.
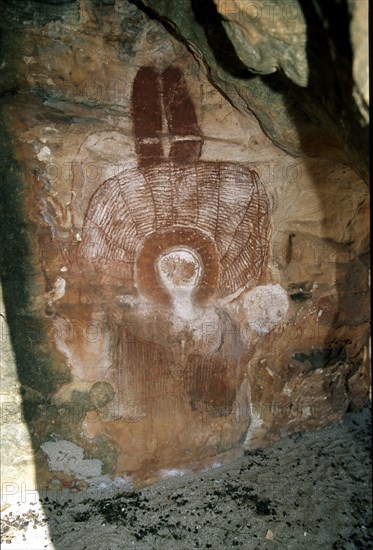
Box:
[156,247,202,296]
[243,284,289,334]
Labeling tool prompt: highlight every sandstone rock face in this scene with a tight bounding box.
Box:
[141,0,369,180]
[0,0,369,490]
[214,0,308,86]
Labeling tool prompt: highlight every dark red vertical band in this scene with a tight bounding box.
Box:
[161,66,202,162]
[131,66,163,164]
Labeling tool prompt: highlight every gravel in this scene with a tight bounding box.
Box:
[1,404,371,549]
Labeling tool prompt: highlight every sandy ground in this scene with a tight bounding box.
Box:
[1,404,372,549]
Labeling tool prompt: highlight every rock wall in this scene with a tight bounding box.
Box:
[0,0,369,492]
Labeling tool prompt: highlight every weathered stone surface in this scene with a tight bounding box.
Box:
[0,285,37,490]
[349,0,369,124]
[0,0,370,491]
[214,0,308,86]
[139,0,369,181]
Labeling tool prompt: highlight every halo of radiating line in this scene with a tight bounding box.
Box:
[79,160,270,299]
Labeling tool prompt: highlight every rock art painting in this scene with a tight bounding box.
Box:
[1,1,369,495]
[51,66,286,483]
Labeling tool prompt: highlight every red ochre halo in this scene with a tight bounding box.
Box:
[78,160,271,298]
